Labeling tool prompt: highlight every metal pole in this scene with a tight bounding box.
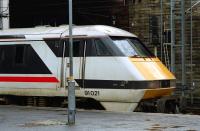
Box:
[190,0,193,77]
[0,0,2,29]
[190,0,194,104]
[181,0,186,96]
[160,0,163,60]
[0,0,9,29]
[68,0,76,125]
[170,0,175,73]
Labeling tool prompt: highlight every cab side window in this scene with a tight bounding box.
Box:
[73,40,84,57]
[85,39,96,56]
[94,39,111,56]
[46,39,85,57]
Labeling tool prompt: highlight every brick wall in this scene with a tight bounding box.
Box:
[128,0,200,91]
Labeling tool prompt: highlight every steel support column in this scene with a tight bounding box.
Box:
[170,0,175,73]
[160,0,163,60]
[68,0,76,125]
[181,0,186,96]
[190,0,194,104]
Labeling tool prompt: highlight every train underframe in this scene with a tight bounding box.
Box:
[135,96,187,114]
[0,94,184,113]
[0,95,105,110]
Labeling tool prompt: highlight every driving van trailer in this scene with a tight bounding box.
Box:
[0,25,176,112]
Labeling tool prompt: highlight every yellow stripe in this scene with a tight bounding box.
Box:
[133,61,154,79]
[129,57,175,80]
[142,87,175,100]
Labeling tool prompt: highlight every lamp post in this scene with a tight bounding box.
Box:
[68,0,76,125]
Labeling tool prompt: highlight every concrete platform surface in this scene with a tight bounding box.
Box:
[0,105,199,131]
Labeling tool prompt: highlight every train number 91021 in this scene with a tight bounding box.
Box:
[84,90,100,96]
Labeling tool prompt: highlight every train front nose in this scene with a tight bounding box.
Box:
[129,57,175,81]
[129,57,176,99]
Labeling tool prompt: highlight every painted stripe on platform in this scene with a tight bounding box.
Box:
[0,76,59,83]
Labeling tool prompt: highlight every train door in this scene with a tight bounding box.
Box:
[69,39,86,88]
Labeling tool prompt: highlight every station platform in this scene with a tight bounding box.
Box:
[0,105,199,131]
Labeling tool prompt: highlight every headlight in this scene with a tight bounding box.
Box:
[148,81,160,89]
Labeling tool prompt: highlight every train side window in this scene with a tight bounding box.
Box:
[0,48,5,62]
[45,40,64,57]
[94,39,111,56]
[15,45,26,64]
[85,39,97,56]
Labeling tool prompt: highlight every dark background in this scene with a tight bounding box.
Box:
[9,0,129,30]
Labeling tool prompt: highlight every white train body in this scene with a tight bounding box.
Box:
[0,25,175,112]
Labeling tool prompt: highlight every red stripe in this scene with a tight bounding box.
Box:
[0,76,59,83]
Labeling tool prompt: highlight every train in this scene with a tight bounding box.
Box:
[0,25,176,112]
